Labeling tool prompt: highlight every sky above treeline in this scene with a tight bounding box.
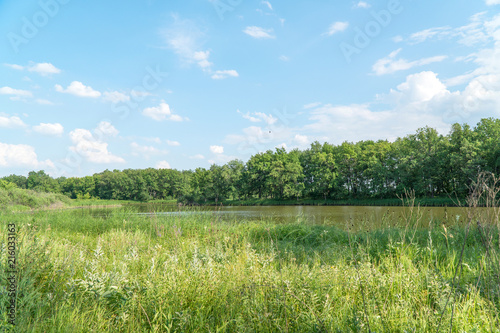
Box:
[0,0,499,177]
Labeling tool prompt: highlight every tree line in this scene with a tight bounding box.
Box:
[3,118,500,203]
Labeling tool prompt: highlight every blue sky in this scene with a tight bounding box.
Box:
[0,0,499,177]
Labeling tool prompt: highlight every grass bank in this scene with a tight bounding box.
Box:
[0,206,498,332]
[0,188,71,212]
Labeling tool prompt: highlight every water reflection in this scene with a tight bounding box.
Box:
[119,203,472,229]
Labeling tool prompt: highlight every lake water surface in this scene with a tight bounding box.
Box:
[115,203,473,229]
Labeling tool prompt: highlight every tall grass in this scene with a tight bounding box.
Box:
[0,196,499,331]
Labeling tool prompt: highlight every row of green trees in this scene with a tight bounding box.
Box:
[3,118,500,202]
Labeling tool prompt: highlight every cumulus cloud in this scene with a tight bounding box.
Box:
[94,121,119,139]
[305,68,500,144]
[372,49,447,75]
[0,142,53,168]
[0,115,27,128]
[69,127,124,164]
[211,70,239,80]
[142,101,185,121]
[293,134,309,146]
[486,0,500,5]
[388,71,449,104]
[156,161,171,169]
[5,62,61,76]
[166,140,181,146]
[325,22,349,36]
[355,1,371,8]
[33,123,64,136]
[210,145,224,154]
[55,81,101,98]
[0,86,33,99]
[243,26,276,39]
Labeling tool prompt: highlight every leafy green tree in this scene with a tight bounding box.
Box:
[27,170,60,193]
[0,180,17,190]
[2,174,27,189]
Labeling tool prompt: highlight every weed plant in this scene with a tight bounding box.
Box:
[0,181,499,332]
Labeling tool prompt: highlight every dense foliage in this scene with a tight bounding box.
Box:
[3,118,500,202]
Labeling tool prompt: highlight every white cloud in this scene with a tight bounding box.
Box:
[142,101,185,122]
[5,64,24,70]
[131,90,153,98]
[35,99,54,105]
[210,145,224,154]
[94,121,119,138]
[69,128,124,164]
[211,70,239,80]
[55,81,101,98]
[0,115,26,128]
[162,16,214,71]
[0,142,53,168]
[0,86,33,99]
[243,26,275,39]
[303,102,322,109]
[408,13,490,46]
[326,22,349,36]
[238,110,277,125]
[388,71,449,104]
[372,48,447,75]
[166,140,181,146]
[486,0,500,5]
[28,63,61,76]
[409,27,452,44]
[190,154,205,159]
[305,67,500,144]
[262,1,273,10]
[131,142,167,158]
[275,143,287,150]
[163,16,239,79]
[392,35,403,43]
[279,55,290,61]
[103,91,130,103]
[293,134,309,146]
[5,62,61,76]
[225,124,293,155]
[192,50,213,69]
[33,123,64,136]
[355,1,371,8]
[156,161,171,169]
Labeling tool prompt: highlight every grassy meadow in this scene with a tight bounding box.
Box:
[1,202,499,332]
